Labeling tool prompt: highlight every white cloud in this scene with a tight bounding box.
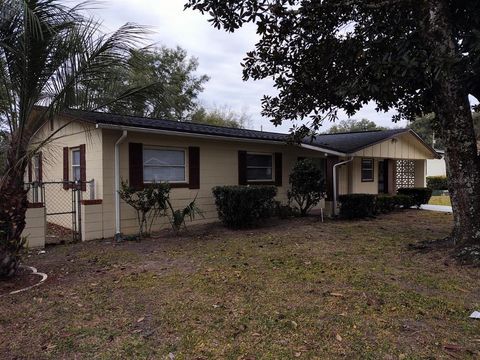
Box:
[79,0,408,133]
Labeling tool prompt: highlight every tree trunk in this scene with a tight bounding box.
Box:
[0,136,29,278]
[424,0,480,246]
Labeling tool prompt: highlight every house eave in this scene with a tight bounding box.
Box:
[95,123,291,146]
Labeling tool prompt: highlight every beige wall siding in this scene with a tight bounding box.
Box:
[349,157,379,194]
[353,133,433,160]
[31,116,103,230]
[101,129,327,237]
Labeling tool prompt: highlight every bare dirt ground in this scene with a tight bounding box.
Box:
[0,210,479,359]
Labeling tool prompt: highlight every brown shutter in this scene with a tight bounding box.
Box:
[38,152,43,182]
[188,146,200,189]
[63,147,69,190]
[129,143,143,189]
[238,150,247,185]
[275,152,283,186]
[79,144,86,191]
[28,160,32,182]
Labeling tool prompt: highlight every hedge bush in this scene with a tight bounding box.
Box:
[338,194,376,219]
[212,185,277,228]
[397,187,433,208]
[426,176,448,190]
[375,194,415,213]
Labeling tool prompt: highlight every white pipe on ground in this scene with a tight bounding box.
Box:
[333,157,354,216]
[114,130,128,240]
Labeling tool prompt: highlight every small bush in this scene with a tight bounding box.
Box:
[288,159,325,216]
[375,195,397,214]
[397,187,432,208]
[275,201,299,219]
[212,185,277,228]
[338,194,376,219]
[394,194,416,209]
[375,194,414,213]
[427,176,448,190]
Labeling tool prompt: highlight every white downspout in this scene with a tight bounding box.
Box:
[114,130,128,241]
[333,157,354,216]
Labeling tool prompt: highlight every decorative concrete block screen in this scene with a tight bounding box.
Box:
[395,160,415,189]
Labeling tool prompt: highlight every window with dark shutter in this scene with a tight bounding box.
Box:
[79,144,86,191]
[63,147,69,190]
[238,150,247,185]
[275,152,282,186]
[129,143,144,189]
[188,146,200,189]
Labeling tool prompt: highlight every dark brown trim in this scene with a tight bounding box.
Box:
[325,156,339,199]
[246,181,276,186]
[361,158,375,182]
[38,152,43,182]
[80,199,103,205]
[188,146,200,189]
[79,144,86,191]
[274,152,283,186]
[129,143,144,189]
[63,147,69,190]
[142,182,190,189]
[238,150,247,185]
[27,202,44,208]
[28,160,32,182]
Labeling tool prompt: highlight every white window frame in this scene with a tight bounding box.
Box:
[143,146,187,183]
[361,158,374,182]
[71,148,81,181]
[246,152,274,182]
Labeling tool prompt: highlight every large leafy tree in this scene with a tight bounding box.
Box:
[91,46,209,121]
[0,0,151,277]
[328,118,387,134]
[190,105,249,128]
[186,0,480,248]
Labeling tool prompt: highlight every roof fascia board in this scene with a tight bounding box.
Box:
[96,123,289,146]
[299,143,347,157]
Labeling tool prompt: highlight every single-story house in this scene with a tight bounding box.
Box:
[426,149,446,177]
[27,109,439,242]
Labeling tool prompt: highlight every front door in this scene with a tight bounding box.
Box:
[378,160,389,194]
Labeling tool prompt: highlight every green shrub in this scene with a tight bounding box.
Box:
[212,185,277,228]
[375,194,415,213]
[338,194,376,219]
[288,159,325,216]
[275,201,299,219]
[397,187,432,208]
[426,176,448,190]
[118,181,170,238]
[394,194,416,209]
[375,195,397,214]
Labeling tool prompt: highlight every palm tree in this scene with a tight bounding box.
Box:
[0,0,151,277]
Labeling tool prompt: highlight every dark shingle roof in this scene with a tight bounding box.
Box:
[65,109,421,155]
[65,109,289,143]
[304,129,410,153]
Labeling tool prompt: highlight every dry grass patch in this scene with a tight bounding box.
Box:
[0,210,479,359]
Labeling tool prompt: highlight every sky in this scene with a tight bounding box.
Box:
[81,0,405,133]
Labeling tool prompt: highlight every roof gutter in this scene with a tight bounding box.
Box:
[96,123,348,155]
[95,123,289,146]
[114,130,128,241]
[299,143,348,157]
[333,157,354,216]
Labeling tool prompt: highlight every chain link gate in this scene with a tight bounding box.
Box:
[25,180,95,244]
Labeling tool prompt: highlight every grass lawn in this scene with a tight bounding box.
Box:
[1,211,479,359]
[429,195,452,206]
